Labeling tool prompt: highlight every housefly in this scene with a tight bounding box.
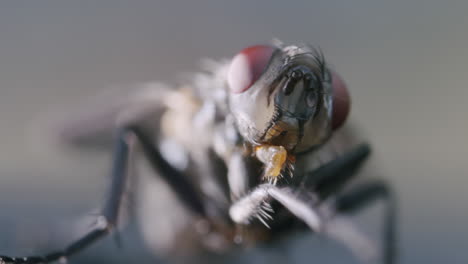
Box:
[0,41,396,264]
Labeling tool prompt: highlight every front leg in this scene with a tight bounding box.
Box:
[229,184,322,231]
[0,126,208,264]
[229,143,372,232]
[0,128,132,264]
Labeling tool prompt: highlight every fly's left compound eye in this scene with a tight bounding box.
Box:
[227,45,277,93]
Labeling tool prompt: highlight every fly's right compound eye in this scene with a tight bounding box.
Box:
[227,45,277,93]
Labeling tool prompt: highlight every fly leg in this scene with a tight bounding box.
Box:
[226,151,250,199]
[306,143,372,199]
[126,126,206,216]
[229,184,322,232]
[0,126,206,264]
[229,143,372,233]
[333,181,397,264]
[301,143,396,264]
[0,128,132,264]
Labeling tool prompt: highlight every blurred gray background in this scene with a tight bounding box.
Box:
[0,1,467,263]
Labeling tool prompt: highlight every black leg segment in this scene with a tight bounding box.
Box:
[305,143,371,199]
[0,128,131,264]
[126,126,206,216]
[335,180,397,264]
[0,126,207,264]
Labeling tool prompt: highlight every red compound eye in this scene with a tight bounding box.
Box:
[331,72,350,130]
[227,45,276,93]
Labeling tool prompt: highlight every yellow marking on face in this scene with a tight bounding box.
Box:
[263,121,300,151]
[264,123,284,141]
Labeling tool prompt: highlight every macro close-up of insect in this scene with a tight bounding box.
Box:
[0,42,396,264]
[2,2,468,264]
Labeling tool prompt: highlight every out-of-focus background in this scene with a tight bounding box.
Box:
[0,1,467,263]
